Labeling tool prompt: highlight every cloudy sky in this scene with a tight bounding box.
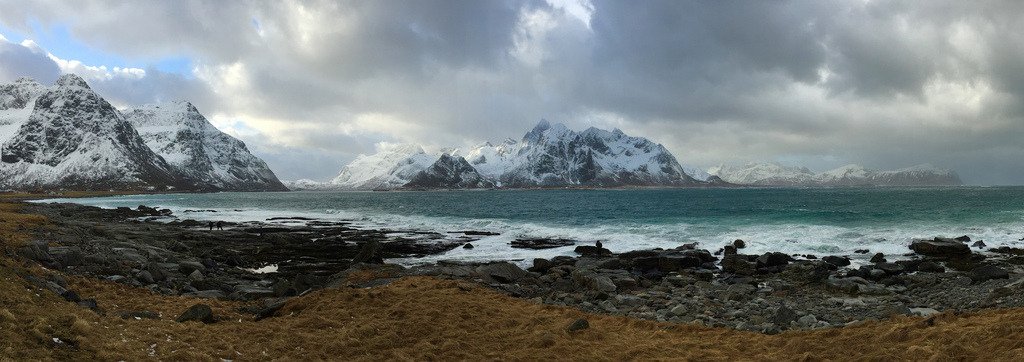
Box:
[1,1,1023,184]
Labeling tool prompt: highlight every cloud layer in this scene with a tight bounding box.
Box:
[1,0,1024,184]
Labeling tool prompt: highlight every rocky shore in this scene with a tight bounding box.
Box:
[13,202,1024,333]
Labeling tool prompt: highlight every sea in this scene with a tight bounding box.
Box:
[38,187,1024,266]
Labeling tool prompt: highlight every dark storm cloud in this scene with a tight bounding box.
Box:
[2,1,1024,184]
[0,38,60,83]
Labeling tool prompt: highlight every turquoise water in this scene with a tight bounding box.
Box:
[41,187,1024,263]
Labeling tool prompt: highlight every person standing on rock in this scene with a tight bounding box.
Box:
[208,221,214,231]
[216,221,224,231]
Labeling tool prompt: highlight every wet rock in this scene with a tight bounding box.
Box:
[909,238,970,257]
[733,239,746,249]
[874,262,905,275]
[854,249,870,254]
[970,265,1009,283]
[954,235,972,242]
[175,304,215,323]
[566,318,590,332]
[723,245,737,256]
[822,255,851,267]
[972,240,987,249]
[511,238,575,249]
[721,254,756,275]
[916,261,945,273]
[528,258,553,273]
[756,252,793,269]
[352,240,383,264]
[462,243,474,249]
[870,253,887,263]
[574,245,611,257]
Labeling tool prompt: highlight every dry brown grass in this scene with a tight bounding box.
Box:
[4,198,1024,360]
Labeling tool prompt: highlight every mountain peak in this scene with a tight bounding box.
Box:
[54,74,90,89]
[534,118,551,131]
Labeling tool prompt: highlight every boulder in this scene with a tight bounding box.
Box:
[909,238,970,257]
[970,265,1009,283]
[574,245,611,257]
[723,245,737,256]
[476,262,533,283]
[972,240,987,249]
[511,238,575,249]
[721,255,756,275]
[874,262,905,275]
[771,305,798,327]
[528,258,553,273]
[462,243,474,249]
[570,270,616,293]
[733,239,746,249]
[176,304,215,323]
[756,252,793,269]
[566,318,590,332]
[822,256,851,267]
[870,253,886,263]
[916,261,945,273]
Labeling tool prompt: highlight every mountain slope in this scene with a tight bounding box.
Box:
[0,77,47,144]
[124,101,287,191]
[709,162,961,186]
[0,74,183,190]
[404,154,494,189]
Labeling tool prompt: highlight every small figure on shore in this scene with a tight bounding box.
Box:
[208,221,214,231]
[216,221,224,231]
[595,240,603,250]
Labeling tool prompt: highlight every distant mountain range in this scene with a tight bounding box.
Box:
[708,163,961,186]
[288,120,724,190]
[0,74,962,192]
[0,75,285,191]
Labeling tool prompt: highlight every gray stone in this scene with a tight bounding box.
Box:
[476,262,533,283]
[566,318,589,332]
[909,238,971,257]
[175,304,215,323]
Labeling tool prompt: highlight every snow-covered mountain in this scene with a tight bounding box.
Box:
[709,162,962,186]
[0,74,184,190]
[321,120,720,190]
[461,120,713,187]
[123,101,287,191]
[404,154,494,189]
[329,143,437,190]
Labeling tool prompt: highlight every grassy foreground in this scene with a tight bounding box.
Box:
[2,195,1024,360]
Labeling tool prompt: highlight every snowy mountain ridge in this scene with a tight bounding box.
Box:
[0,75,284,191]
[305,120,722,190]
[709,162,962,186]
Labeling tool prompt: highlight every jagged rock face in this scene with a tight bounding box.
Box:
[467,120,706,187]
[124,101,287,191]
[0,77,46,110]
[0,74,183,190]
[709,162,962,186]
[404,154,494,189]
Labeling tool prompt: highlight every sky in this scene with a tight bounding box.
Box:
[1,1,1023,185]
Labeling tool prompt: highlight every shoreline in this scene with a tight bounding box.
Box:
[16,201,1024,334]
[4,198,1024,359]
